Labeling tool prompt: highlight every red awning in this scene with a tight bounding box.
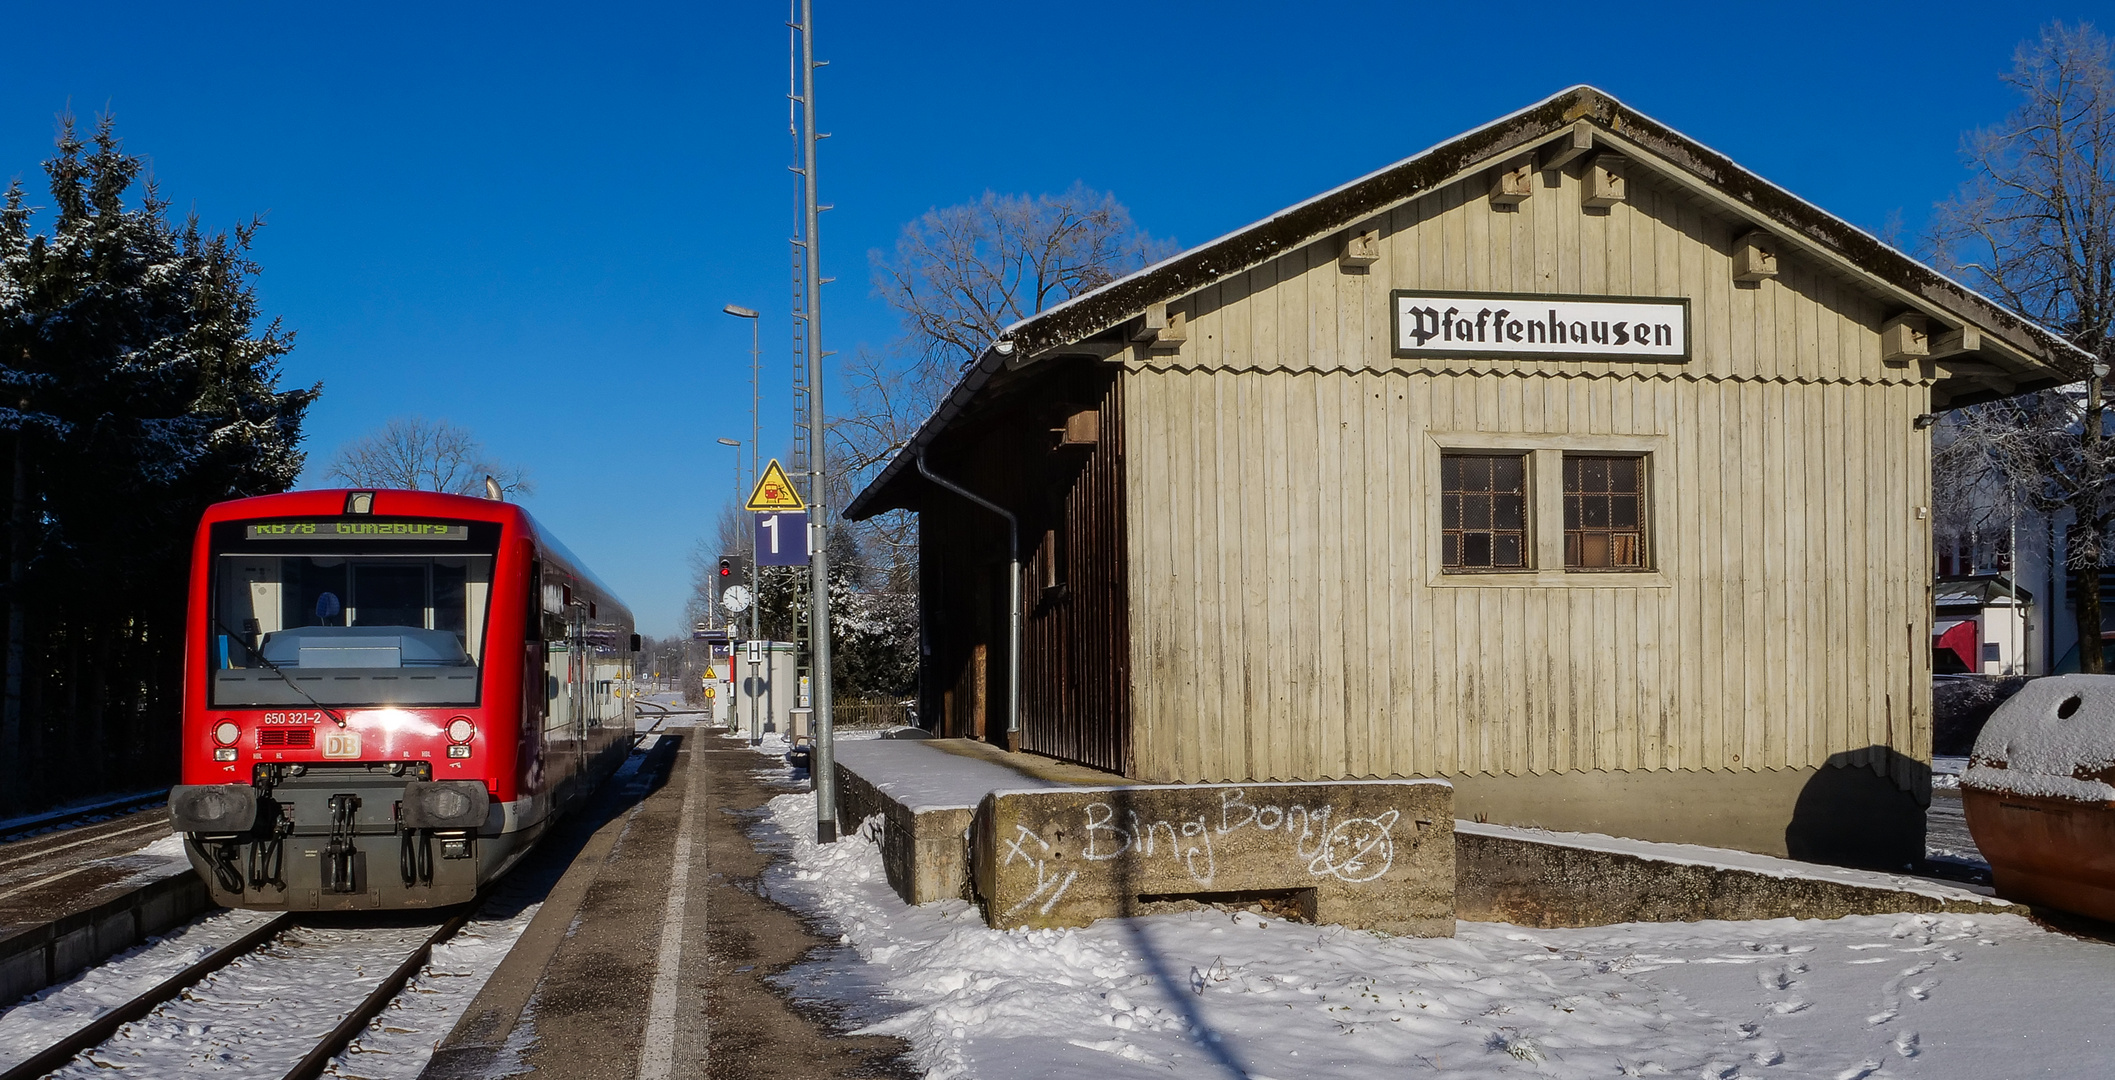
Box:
[1935,620,1979,672]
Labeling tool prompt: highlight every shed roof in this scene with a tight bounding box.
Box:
[846,85,2090,520]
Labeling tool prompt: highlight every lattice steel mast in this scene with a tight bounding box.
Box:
[789,0,838,842]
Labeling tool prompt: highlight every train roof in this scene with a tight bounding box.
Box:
[198,488,633,625]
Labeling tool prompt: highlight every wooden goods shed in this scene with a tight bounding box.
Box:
[844,86,2088,865]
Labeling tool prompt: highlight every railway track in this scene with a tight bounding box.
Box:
[0,794,167,846]
[0,807,176,912]
[1,907,472,1080]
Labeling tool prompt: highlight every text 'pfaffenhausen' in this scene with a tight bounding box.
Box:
[1393,292,1688,360]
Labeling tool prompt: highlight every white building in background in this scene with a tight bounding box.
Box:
[1930,492,2115,675]
[1933,576,2034,675]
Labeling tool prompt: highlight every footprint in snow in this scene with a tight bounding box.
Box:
[1736,1022,1761,1040]
[1752,1046,1785,1066]
[1835,1061,1882,1080]
[1757,963,1806,990]
[1771,999,1811,1015]
[1865,1008,1898,1026]
[1907,982,1933,1001]
[1895,1032,1920,1059]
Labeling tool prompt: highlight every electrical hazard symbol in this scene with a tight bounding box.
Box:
[744,459,806,511]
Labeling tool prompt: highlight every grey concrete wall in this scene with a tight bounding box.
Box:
[1446,757,1928,869]
[1456,826,2016,926]
[835,762,973,906]
[972,780,1455,935]
[0,872,213,1005]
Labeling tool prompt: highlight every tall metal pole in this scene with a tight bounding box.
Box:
[721,303,765,645]
[749,316,762,642]
[795,0,837,843]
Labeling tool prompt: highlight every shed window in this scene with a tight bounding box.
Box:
[1564,455,1648,570]
[1441,454,1528,570]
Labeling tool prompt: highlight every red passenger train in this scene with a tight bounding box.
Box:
[169,489,636,910]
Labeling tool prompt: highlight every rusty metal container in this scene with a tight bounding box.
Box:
[1962,674,2115,921]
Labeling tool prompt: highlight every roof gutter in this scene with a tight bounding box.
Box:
[844,334,1015,520]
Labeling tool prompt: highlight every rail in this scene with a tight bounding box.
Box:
[0,908,472,1080]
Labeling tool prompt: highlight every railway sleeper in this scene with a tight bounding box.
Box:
[170,763,498,911]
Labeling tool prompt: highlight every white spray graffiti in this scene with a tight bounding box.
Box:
[999,823,1079,918]
[1078,789,1403,886]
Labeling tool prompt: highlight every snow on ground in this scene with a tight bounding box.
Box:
[1930,756,1968,790]
[0,907,282,1073]
[326,894,544,1080]
[94,833,197,892]
[753,789,2115,1079]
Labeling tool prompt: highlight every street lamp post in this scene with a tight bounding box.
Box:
[716,436,744,736]
[723,304,762,646]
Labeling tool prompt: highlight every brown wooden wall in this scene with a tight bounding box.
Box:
[915,364,1132,773]
[1020,374,1131,773]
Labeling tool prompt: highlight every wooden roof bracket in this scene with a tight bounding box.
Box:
[1538,120,1596,175]
[1585,126,2062,383]
[1129,301,1187,352]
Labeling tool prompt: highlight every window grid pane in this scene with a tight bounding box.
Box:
[1442,454,1528,571]
[1564,455,1647,570]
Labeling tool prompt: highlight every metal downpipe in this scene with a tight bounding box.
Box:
[915,451,1020,744]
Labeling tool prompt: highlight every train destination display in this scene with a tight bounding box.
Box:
[244,521,470,540]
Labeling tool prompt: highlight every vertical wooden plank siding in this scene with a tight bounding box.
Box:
[1120,164,1932,787]
[1019,375,1133,774]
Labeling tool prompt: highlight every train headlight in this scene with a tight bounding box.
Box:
[446,718,475,744]
[213,720,241,747]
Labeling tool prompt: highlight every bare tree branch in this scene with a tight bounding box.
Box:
[323,415,534,496]
[1931,21,2115,669]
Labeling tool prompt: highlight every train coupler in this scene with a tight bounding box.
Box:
[323,793,364,894]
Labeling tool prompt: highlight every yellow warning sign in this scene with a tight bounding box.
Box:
[745,459,806,511]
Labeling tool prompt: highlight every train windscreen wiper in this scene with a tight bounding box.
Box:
[214,618,349,728]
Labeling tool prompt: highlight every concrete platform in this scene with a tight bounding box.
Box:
[423,725,911,1080]
[0,806,211,1005]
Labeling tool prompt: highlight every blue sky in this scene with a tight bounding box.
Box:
[2,1,2101,635]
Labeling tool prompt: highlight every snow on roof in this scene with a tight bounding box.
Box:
[1934,576,2033,607]
[1966,674,2115,803]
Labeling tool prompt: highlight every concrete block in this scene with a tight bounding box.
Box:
[51,925,95,981]
[1455,823,2020,926]
[0,949,44,1006]
[972,780,1454,935]
[837,760,974,904]
[0,872,218,1005]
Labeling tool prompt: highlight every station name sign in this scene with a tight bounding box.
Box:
[245,521,468,540]
[1392,291,1689,361]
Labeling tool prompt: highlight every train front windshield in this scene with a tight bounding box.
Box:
[208,520,498,707]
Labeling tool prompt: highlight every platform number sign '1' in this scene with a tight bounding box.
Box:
[755,510,810,566]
